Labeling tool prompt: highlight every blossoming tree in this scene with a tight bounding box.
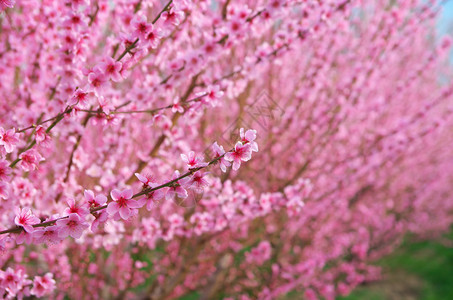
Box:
[0,0,453,299]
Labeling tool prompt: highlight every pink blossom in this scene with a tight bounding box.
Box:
[240,128,258,152]
[0,0,14,10]
[172,98,185,113]
[143,26,163,49]
[87,69,109,95]
[224,142,252,171]
[84,189,107,207]
[0,267,31,298]
[144,183,166,211]
[69,89,90,107]
[202,41,220,57]
[185,51,204,70]
[30,273,56,298]
[190,212,213,235]
[161,9,185,28]
[212,142,231,172]
[153,114,172,129]
[33,226,61,244]
[166,171,188,201]
[0,181,9,200]
[107,188,143,220]
[91,210,108,232]
[285,196,305,216]
[0,127,19,153]
[181,151,208,168]
[267,0,284,14]
[16,230,33,245]
[63,12,87,29]
[0,160,11,181]
[0,236,8,251]
[96,57,123,82]
[203,85,224,107]
[226,17,244,37]
[56,213,89,239]
[64,198,89,217]
[18,149,44,171]
[184,171,210,192]
[245,241,272,265]
[34,126,47,144]
[14,207,40,233]
[131,15,152,39]
[135,172,156,186]
[168,57,185,73]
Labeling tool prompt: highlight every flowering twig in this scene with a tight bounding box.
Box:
[115,0,173,61]
[0,144,232,235]
[80,93,207,115]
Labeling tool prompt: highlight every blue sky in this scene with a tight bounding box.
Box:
[439,1,453,35]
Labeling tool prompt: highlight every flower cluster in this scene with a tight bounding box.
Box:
[0,127,257,248]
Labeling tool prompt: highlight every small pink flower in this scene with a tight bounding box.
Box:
[172,98,185,113]
[0,160,12,181]
[267,0,284,14]
[33,226,61,244]
[285,196,305,216]
[168,58,185,73]
[184,171,210,192]
[166,171,188,201]
[181,151,208,168]
[161,9,184,27]
[212,142,230,172]
[0,267,31,297]
[0,237,8,251]
[19,149,44,171]
[14,207,40,233]
[144,182,166,211]
[0,0,15,10]
[0,181,9,199]
[96,57,123,82]
[202,41,219,56]
[135,173,155,186]
[227,17,244,36]
[35,126,47,144]
[91,210,108,232]
[190,212,212,235]
[245,241,272,265]
[107,188,143,220]
[240,128,258,152]
[87,69,109,95]
[63,12,87,29]
[69,89,90,108]
[143,26,163,49]
[224,142,252,171]
[131,15,152,39]
[203,85,224,107]
[84,190,107,207]
[64,198,89,217]
[185,51,204,69]
[97,96,115,115]
[30,273,56,298]
[0,127,19,153]
[16,230,33,245]
[56,213,89,239]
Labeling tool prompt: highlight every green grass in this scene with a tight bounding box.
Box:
[173,232,453,300]
[340,231,453,300]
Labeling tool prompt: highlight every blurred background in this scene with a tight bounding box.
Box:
[337,2,453,300]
